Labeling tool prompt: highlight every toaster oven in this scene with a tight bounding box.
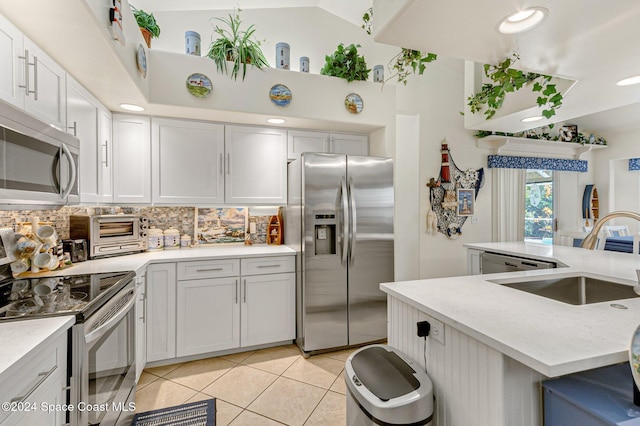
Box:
[70,214,148,258]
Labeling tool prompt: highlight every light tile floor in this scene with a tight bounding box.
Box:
[135,344,356,425]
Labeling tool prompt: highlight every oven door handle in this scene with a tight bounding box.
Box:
[85,287,137,345]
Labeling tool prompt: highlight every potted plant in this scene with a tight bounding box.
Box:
[388,48,437,85]
[206,9,269,81]
[131,6,160,48]
[320,43,370,82]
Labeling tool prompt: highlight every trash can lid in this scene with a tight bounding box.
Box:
[351,346,420,401]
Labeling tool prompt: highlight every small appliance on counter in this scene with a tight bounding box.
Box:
[70,214,148,259]
[62,239,88,263]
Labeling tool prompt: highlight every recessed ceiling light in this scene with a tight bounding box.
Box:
[616,75,640,86]
[498,7,548,34]
[120,103,145,112]
[521,116,544,123]
[267,118,286,124]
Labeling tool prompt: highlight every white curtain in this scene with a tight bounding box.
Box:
[492,168,526,242]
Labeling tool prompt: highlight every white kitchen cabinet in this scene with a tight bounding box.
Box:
[67,75,114,204]
[22,37,66,130]
[467,248,483,275]
[240,272,295,347]
[0,330,67,426]
[98,108,113,202]
[135,272,146,381]
[146,263,176,363]
[225,125,287,204]
[0,13,66,130]
[287,130,368,161]
[176,277,240,357]
[151,117,225,205]
[112,114,151,204]
[0,13,24,108]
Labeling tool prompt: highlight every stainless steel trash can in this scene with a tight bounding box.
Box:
[345,344,434,425]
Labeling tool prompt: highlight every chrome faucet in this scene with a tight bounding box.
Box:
[580,211,640,250]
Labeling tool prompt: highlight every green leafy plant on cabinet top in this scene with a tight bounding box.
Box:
[320,43,370,82]
[131,6,161,38]
[361,7,437,85]
[206,9,269,81]
[467,54,564,120]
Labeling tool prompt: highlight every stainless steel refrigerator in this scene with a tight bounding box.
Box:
[285,153,394,355]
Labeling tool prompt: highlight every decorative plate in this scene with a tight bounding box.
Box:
[186,73,213,98]
[269,84,292,107]
[630,323,640,389]
[136,44,147,78]
[345,93,363,114]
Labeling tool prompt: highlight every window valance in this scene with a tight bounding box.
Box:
[487,155,587,172]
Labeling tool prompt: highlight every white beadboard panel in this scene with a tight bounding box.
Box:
[388,296,544,426]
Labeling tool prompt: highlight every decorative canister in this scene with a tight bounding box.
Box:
[300,56,309,73]
[164,228,180,250]
[147,228,164,251]
[276,42,290,70]
[180,234,192,248]
[185,31,201,56]
[373,65,384,83]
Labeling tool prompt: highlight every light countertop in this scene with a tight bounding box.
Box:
[0,316,74,379]
[28,244,297,276]
[381,242,640,377]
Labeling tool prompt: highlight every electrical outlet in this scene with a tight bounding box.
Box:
[426,316,445,345]
[471,216,478,224]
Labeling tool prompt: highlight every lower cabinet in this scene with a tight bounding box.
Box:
[0,330,67,426]
[146,255,295,364]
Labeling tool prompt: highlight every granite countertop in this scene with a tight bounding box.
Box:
[0,316,74,380]
[381,242,640,377]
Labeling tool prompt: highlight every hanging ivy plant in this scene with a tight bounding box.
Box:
[361,7,437,85]
[320,43,370,82]
[467,54,563,120]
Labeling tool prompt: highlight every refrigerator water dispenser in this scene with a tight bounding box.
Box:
[314,213,336,255]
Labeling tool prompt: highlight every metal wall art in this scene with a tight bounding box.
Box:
[427,140,484,239]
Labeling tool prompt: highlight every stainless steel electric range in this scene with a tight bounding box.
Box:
[0,265,137,426]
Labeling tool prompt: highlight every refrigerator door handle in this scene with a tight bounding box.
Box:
[340,176,350,266]
[348,177,357,266]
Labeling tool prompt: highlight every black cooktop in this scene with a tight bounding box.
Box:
[0,270,135,322]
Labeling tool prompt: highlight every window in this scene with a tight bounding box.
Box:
[525,169,554,243]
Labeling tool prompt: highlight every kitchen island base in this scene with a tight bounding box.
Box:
[388,296,545,426]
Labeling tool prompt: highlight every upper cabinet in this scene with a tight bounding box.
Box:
[287,130,368,161]
[152,118,225,205]
[67,75,112,204]
[112,114,151,204]
[0,14,66,129]
[225,125,287,205]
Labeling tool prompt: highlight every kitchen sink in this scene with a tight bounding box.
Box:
[488,274,639,305]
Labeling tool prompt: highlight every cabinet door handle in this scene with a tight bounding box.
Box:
[68,121,77,137]
[32,55,38,100]
[219,153,223,176]
[10,365,57,403]
[227,153,231,175]
[18,49,36,98]
[102,140,109,167]
[235,279,238,304]
[257,264,281,268]
[243,279,247,303]
[196,267,223,272]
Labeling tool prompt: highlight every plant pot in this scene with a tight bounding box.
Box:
[139,27,152,48]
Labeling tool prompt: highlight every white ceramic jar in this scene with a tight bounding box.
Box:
[164,228,180,250]
[276,42,290,69]
[180,234,192,248]
[147,228,164,251]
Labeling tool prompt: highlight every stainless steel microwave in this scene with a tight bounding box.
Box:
[70,214,148,258]
[0,99,79,208]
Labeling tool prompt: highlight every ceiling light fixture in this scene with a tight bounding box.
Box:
[616,75,640,86]
[498,7,548,34]
[521,116,544,123]
[119,103,145,112]
[267,118,286,124]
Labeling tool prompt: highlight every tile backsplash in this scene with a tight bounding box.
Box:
[0,206,276,244]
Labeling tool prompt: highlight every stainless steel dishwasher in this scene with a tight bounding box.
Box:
[481,252,556,273]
